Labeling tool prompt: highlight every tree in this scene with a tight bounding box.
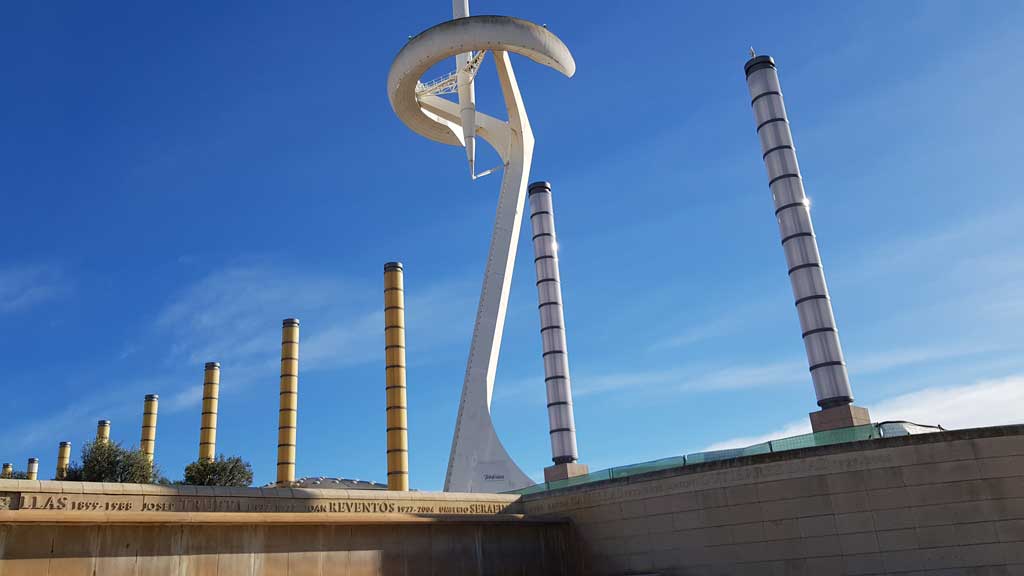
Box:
[183,455,253,487]
[7,470,29,479]
[80,440,156,483]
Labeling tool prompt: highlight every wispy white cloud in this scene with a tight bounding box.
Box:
[144,263,477,412]
[849,344,1005,376]
[701,374,1024,452]
[649,315,741,351]
[0,264,71,314]
[702,420,812,452]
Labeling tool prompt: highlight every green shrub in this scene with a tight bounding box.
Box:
[80,440,156,483]
[183,455,253,487]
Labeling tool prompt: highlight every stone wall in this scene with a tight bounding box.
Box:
[522,425,1024,575]
[0,484,577,575]
[2,425,1021,575]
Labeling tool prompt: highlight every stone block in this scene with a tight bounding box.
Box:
[731,521,765,544]
[756,475,830,502]
[544,462,589,482]
[867,486,910,510]
[914,503,954,527]
[876,528,918,552]
[619,498,646,519]
[825,469,867,494]
[996,519,1024,542]
[697,488,729,509]
[703,503,763,527]
[673,509,703,531]
[985,477,1024,499]
[763,518,801,540]
[798,534,841,558]
[831,490,871,514]
[809,404,871,432]
[836,511,875,534]
[646,512,674,534]
[861,466,906,490]
[619,517,648,537]
[725,483,760,505]
[760,494,833,521]
[698,525,734,546]
[916,438,978,464]
[798,514,836,537]
[902,459,981,487]
[907,479,986,507]
[839,531,879,555]
[979,455,1024,479]
[954,521,999,546]
[916,524,956,548]
[973,435,1024,458]
[993,498,1024,521]
[843,552,886,575]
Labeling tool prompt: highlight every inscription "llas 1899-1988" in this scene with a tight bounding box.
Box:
[17,495,134,512]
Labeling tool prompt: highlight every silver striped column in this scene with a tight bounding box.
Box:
[528,181,580,465]
[745,55,853,408]
[26,458,38,481]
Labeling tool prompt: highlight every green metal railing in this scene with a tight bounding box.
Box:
[511,422,937,495]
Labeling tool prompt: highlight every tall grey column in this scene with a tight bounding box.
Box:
[745,55,853,409]
[528,181,582,468]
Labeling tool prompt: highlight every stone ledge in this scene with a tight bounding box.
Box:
[0,510,563,525]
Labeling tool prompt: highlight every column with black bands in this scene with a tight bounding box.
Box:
[528,181,581,465]
[140,394,158,463]
[277,318,299,485]
[96,419,111,443]
[384,262,409,491]
[199,363,220,462]
[745,55,854,408]
[55,442,71,480]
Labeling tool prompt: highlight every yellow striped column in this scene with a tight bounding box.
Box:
[26,458,38,481]
[199,362,220,462]
[140,394,158,463]
[277,318,299,485]
[1,463,12,479]
[384,262,409,491]
[96,419,111,443]
[55,442,71,480]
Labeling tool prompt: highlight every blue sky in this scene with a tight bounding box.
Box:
[2,1,1022,489]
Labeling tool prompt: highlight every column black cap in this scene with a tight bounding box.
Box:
[205,361,220,369]
[283,318,300,326]
[145,394,159,401]
[28,458,38,463]
[528,181,552,195]
[384,262,404,272]
[744,55,776,77]
[98,420,111,425]
[59,441,71,447]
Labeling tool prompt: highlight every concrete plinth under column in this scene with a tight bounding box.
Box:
[544,462,589,483]
[809,404,871,432]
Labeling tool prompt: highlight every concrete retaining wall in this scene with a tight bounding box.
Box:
[522,425,1024,575]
